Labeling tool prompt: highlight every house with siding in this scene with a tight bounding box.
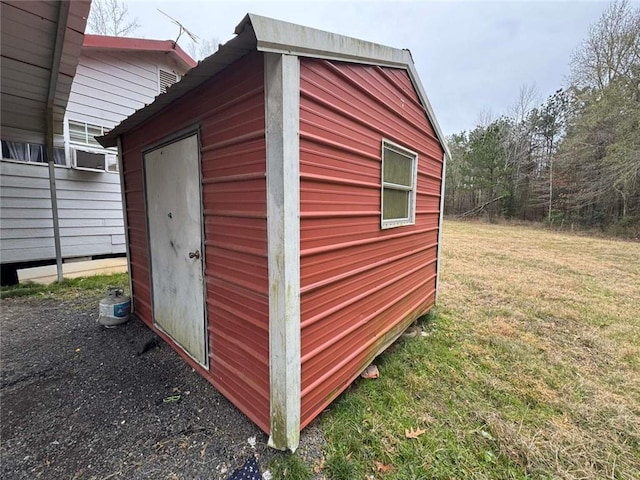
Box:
[0,13,196,284]
[98,14,449,451]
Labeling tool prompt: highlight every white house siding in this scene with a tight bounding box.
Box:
[0,161,123,263]
[66,50,182,128]
[1,49,186,265]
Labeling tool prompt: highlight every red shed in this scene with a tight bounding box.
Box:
[98,14,449,451]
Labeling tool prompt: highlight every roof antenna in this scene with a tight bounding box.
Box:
[157,9,199,48]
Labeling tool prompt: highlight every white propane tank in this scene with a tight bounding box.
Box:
[98,288,131,326]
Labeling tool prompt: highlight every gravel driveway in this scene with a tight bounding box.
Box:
[0,294,324,479]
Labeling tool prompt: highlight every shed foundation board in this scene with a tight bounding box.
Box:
[17,257,128,285]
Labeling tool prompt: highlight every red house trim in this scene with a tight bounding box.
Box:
[83,34,197,69]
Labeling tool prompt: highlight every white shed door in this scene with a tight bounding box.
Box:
[144,134,207,366]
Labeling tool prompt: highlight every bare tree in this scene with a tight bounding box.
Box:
[476,107,496,128]
[570,0,640,91]
[88,0,140,37]
[509,84,539,124]
[188,37,220,61]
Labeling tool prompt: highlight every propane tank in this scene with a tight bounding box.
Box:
[98,288,131,326]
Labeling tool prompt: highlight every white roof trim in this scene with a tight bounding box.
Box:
[99,13,450,158]
[240,13,410,68]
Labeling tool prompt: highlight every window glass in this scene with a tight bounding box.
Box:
[383,149,413,186]
[381,140,417,228]
[86,124,103,147]
[382,188,410,219]
[29,144,45,162]
[53,148,66,165]
[2,141,29,161]
[69,120,109,147]
[69,121,87,144]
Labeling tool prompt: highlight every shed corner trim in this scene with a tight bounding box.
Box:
[265,51,301,451]
[435,151,448,304]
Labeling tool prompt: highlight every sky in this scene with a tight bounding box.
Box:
[122,0,615,136]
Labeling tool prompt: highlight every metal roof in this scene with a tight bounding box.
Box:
[98,13,448,154]
[0,0,91,144]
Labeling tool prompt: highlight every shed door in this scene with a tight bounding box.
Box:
[144,134,207,366]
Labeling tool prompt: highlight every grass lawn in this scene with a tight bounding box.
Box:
[3,221,638,479]
[0,273,129,300]
[317,220,640,479]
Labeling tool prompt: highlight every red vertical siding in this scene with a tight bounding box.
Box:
[299,59,444,427]
[121,52,270,432]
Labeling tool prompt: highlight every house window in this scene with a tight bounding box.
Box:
[381,139,418,229]
[68,120,110,148]
[159,69,178,94]
[0,140,65,165]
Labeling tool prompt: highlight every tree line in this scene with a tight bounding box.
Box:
[444,1,639,238]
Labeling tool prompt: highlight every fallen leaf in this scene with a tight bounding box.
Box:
[479,430,494,440]
[374,460,394,473]
[420,413,435,424]
[361,365,380,379]
[313,457,326,474]
[405,427,426,439]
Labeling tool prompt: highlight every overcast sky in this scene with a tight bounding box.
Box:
[124,0,615,135]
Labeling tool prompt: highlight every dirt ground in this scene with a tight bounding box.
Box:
[0,294,325,479]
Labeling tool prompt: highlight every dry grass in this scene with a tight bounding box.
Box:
[439,221,640,479]
[322,220,639,479]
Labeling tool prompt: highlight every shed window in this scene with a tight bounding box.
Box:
[1,140,65,165]
[381,140,417,229]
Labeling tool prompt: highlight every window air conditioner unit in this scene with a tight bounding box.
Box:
[71,147,117,172]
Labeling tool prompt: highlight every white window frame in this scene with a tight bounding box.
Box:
[380,139,418,229]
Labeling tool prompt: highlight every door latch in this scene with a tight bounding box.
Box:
[188,250,201,260]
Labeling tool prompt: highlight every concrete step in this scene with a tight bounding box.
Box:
[18,258,127,285]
